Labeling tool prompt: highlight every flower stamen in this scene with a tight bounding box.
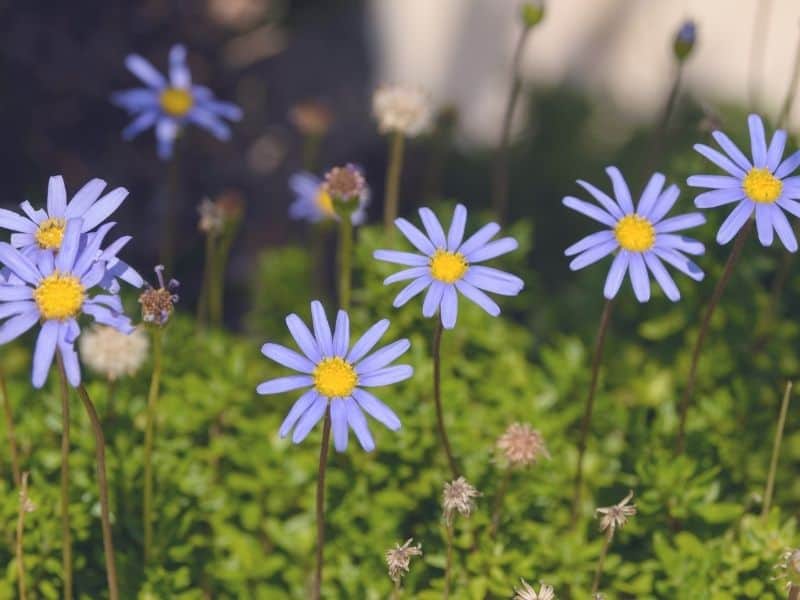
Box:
[160,88,194,117]
[614,214,655,252]
[34,272,84,320]
[314,357,357,398]
[430,249,468,283]
[743,167,782,203]
[35,217,66,250]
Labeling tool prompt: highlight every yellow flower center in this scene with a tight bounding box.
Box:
[160,88,194,117]
[614,214,655,252]
[429,249,468,284]
[743,167,782,203]
[316,188,334,217]
[35,217,66,250]
[33,273,85,320]
[313,357,358,398]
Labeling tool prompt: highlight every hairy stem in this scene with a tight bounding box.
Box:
[591,529,613,596]
[338,216,353,311]
[0,365,20,487]
[489,469,513,539]
[77,384,119,600]
[443,520,454,600]
[676,224,751,454]
[56,354,73,600]
[143,326,164,563]
[311,410,332,600]
[16,471,30,600]
[383,131,406,234]
[789,584,800,600]
[491,25,533,223]
[433,321,460,478]
[762,381,793,519]
[571,299,614,523]
[747,0,774,110]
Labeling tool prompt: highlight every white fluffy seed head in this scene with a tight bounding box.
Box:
[372,84,431,137]
[79,325,149,381]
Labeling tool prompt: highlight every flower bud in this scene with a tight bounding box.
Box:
[520,1,545,28]
[673,20,697,62]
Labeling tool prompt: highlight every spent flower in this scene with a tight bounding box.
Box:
[112,44,243,159]
[442,476,481,523]
[564,168,705,301]
[289,170,368,225]
[596,490,636,535]
[79,325,149,381]
[257,300,412,451]
[372,84,431,137]
[497,422,549,468]
[514,579,555,600]
[385,538,422,583]
[139,265,179,325]
[688,113,800,251]
[289,100,334,137]
[375,204,524,328]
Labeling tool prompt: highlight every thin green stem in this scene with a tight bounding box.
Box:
[338,217,353,311]
[433,321,460,478]
[16,471,30,600]
[747,0,774,110]
[77,383,119,600]
[489,469,513,539]
[762,381,793,520]
[676,224,751,454]
[591,529,613,596]
[391,579,402,600]
[311,409,331,600]
[143,326,164,564]
[160,147,181,273]
[103,378,118,425]
[642,63,684,179]
[210,225,237,328]
[571,299,614,524]
[383,132,406,233]
[443,520,454,600]
[303,133,322,172]
[197,233,216,327]
[55,354,73,600]
[491,24,532,223]
[0,365,20,487]
[777,31,800,126]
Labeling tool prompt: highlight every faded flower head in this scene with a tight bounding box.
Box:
[19,472,35,514]
[775,548,800,588]
[372,84,431,137]
[198,191,245,234]
[79,325,149,381]
[324,164,367,202]
[289,100,334,137]
[496,422,550,468]
[514,579,555,600]
[442,476,481,523]
[596,490,636,534]
[198,198,225,234]
[385,538,422,583]
[139,265,179,325]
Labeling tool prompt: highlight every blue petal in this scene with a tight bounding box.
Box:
[330,398,349,452]
[332,310,350,357]
[358,365,413,387]
[352,388,401,431]
[278,389,317,437]
[291,395,327,444]
[374,249,428,266]
[261,343,316,373]
[347,319,389,364]
[47,176,67,218]
[636,172,666,217]
[0,308,38,344]
[0,209,36,234]
[446,204,468,251]
[422,281,446,318]
[0,243,41,285]
[643,253,680,301]
[81,187,128,232]
[455,280,500,316]
[464,237,518,263]
[606,166,634,213]
[32,320,59,388]
[717,200,754,244]
[310,301,333,358]
[628,252,651,302]
[345,397,375,451]
[55,219,83,272]
[440,285,458,329]
[395,218,435,255]
[286,313,321,362]
[125,53,166,88]
[256,375,313,395]
[603,251,630,299]
[65,178,107,219]
[392,276,431,308]
[418,207,446,248]
[169,44,191,88]
[748,114,768,168]
[356,339,411,375]
[694,143,747,178]
[457,223,500,256]
[712,130,752,171]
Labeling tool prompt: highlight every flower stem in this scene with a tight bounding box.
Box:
[591,528,613,596]
[143,326,163,564]
[0,365,21,487]
[433,321,460,478]
[571,299,614,524]
[77,383,119,600]
[491,24,532,223]
[489,469,512,539]
[777,31,800,126]
[762,381,793,520]
[55,354,73,600]
[383,131,406,233]
[443,520,454,600]
[676,223,751,454]
[391,579,402,600]
[338,216,353,311]
[160,148,181,273]
[747,0,774,110]
[311,409,331,600]
[197,232,216,327]
[303,133,322,172]
[16,471,30,600]
[790,584,800,600]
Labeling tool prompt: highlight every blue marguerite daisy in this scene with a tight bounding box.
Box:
[564,167,706,302]
[374,204,524,329]
[687,113,800,251]
[289,171,368,225]
[0,219,134,388]
[0,175,142,291]
[257,300,412,452]
[112,44,243,159]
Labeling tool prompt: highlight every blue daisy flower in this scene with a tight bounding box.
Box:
[374,204,524,329]
[564,167,706,302]
[687,113,800,251]
[112,44,243,160]
[257,300,412,452]
[0,219,134,388]
[289,171,368,225]
[0,175,142,291]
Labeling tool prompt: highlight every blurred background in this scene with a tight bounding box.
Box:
[1,0,799,326]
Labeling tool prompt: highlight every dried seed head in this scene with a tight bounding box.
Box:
[775,548,800,588]
[289,100,334,136]
[139,265,179,326]
[514,579,555,600]
[198,198,225,234]
[442,476,481,523]
[385,538,422,583]
[324,164,366,203]
[79,325,149,381]
[19,472,35,513]
[496,422,550,468]
[198,191,245,234]
[372,84,431,137]
[596,490,636,535]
